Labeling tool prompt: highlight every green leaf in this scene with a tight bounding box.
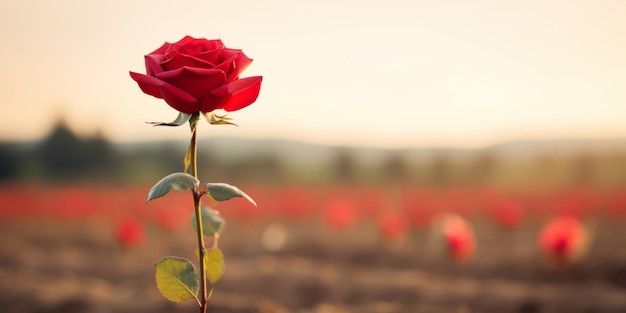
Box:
[146,173,199,203]
[191,205,225,236]
[205,249,225,284]
[147,112,192,127]
[206,183,257,206]
[154,257,199,303]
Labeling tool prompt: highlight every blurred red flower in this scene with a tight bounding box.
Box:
[323,197,357,231]
[537,215,588,268]
[377,211,408,241]
[491,199,526,229]
[432,213,476,262]
[277,186,316,220]
[114,217,146,247]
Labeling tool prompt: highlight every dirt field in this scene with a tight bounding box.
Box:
[0,215,625,313]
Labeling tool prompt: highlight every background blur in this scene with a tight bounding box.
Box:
[1,0,626,147]
[1,1,626,313]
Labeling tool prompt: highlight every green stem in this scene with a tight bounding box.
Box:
[189,117,208,313]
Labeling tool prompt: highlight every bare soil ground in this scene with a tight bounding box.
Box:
[1,217,625,313]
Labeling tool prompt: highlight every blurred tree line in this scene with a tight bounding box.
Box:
[2,119,626,188]
[0,120,285,184]
[0,121,119,183]
[326,147,626,189]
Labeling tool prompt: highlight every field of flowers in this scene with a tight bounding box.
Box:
[1,182,626,312]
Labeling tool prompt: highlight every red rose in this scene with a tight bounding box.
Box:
[130,36,262,113]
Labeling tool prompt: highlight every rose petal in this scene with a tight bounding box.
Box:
[177,36,223,49]
[149,42,171,55]
[130,72,162,98]
[202,76,262,112]
[156,67,226,101]
[215,49,253,81]
[213,60,235,80]
[145,54,166,76]
[176,35,196,45]
[167,36,224,59]
[166,36,198,55]
[198,39,225,52]
[129,72,199,113]
[195,48,223,65]
[161,50,215,71]
[219,48,243,60]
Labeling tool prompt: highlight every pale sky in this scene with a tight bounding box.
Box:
[1,0,625,148]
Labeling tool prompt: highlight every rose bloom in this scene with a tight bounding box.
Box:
[130,36,262,113]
